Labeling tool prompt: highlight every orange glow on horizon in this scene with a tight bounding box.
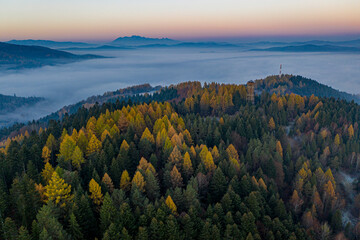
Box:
[1,0,359,41]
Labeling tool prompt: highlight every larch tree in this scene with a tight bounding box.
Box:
[203,151,216,172]
[348,124,354,139]
[183,152,193,177]
[132,171,146,192]
[89,179,103,205]
[102,173,114,193]
[44,172,73,208]
[170,166,183,188]
[58,134,76,162]
[41,146,51,163]
[269,117,276,131]
[71,146,85,170]
[86,134,102,156]
[276,141,283,158]
[120,170,131,192]
[41,162,55,183]
[165,195,177,214]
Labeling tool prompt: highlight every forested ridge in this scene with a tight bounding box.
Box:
[0,77,360,239]
[0,94,44,114]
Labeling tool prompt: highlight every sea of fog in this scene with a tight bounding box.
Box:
[1,47,360,127]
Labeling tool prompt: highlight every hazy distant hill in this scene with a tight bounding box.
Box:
[0,42,103,68]
[6,39,96,49]
[111,35,179,46]
[251,44,360,52]
[254,75,360,103]
[0,93,44,114]
[41,84,162,122]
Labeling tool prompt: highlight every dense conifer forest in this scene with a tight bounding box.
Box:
[1,75,360,239]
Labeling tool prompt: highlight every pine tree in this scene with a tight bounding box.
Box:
[3,217,18,240]
[18,226,31,240]
[45,172,73,207]
[100,193,116,234]
[145,170,160,201]
[210,167,227,202]
[103,223,121,240]
[68,213,83,240]
[89,178,103,205]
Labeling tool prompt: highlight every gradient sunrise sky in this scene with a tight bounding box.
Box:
[1,0,360,42]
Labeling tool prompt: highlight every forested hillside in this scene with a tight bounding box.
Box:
[0,94,44,114]
[1,79,360,239]
[0,42,102,69]
[255,75,360,103]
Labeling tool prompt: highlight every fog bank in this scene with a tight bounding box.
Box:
[1,47,360,126]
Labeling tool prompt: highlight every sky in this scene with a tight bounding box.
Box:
[1,0,360,42]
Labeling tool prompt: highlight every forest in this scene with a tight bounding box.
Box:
[0,75,360,240]
[0,94,44,114]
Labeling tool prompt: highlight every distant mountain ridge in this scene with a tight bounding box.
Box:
[111,35,179,46]
[6,39,95,49]
[0,42,103,69]
[250,44,360,52]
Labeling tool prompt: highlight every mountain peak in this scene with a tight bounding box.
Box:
[111,35,178,46]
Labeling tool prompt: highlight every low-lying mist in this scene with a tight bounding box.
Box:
[1,47,360,127]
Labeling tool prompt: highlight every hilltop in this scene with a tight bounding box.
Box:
[254,75,360,103]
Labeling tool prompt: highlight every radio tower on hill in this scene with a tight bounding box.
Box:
[279,64,282,78]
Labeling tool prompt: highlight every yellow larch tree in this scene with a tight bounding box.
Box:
[71,146,85,170]
[58,134,76,162]
[211,146,220,163]
[132,171,146,192]
[42,146,51,163]
[170,166,183,188]
[269,117,276,131]
[89,179,103,205]
[102,173,114,193]
[165,195,177,214]
[258,178,267,190]
[203,151,216,172]
[45,172,73,207]
[348,124,354,139]
[86,134,102,156]
[120,170,131,192]
[226,144,239,161]
[41,162,55,183]
[101,129,111,142]
[140,128,155,144]
[276,141,283,158]
[183,152,193,176]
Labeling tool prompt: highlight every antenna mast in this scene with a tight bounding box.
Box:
[279,64,282,77]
